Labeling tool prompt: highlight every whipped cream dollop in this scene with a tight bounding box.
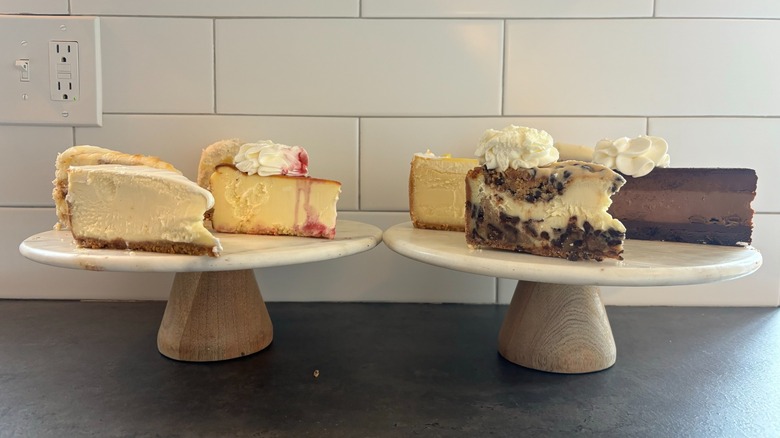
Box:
[415,149,438,158]
[234,140,309,177]
[593,135,670,178]
[475,125,558,171]
[415,149,456,159]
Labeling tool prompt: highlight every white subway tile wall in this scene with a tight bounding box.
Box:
[504,19,780,116]
[655,0,780,19]
[70,0,359,18]
[0,0,68,15]
[0,125,73,206]
[361,0,654,18]
[1,3,777,306]
[100,18,214,114]
[215,19,503,116]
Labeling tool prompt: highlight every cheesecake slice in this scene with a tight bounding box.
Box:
[466,161,626,261]
[209,165,341,239]
[199,139,341,239]
[67,165,221,257]
[53,145,179,230]
[409,153,479,231]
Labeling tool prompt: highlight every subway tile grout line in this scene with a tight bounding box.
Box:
[62,15,780,21]
[357,118,362,210]
[99,112,780,119]
[653,0,657,18]
[500,20,506,116]
[212,18,217,115]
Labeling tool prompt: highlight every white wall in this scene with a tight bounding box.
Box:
[1,0,778,306]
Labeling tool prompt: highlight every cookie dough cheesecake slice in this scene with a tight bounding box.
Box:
[465,125,626,261]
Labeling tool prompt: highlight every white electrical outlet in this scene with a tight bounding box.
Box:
[49,41,81,102]
[0,16,101,126]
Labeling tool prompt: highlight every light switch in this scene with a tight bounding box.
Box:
[15,59,30,82]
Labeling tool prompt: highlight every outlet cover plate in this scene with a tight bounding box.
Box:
[0,16,102,126]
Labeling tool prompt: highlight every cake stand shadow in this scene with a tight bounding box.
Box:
[383,222,762,374]
[19,220,383,363]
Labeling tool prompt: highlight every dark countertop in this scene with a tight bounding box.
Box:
[0,300,778,437]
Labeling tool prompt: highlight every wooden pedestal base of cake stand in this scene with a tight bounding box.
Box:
[382,222,762,374]
[157,270,273,362]
[19,220,383,363]
[498,281,615,373]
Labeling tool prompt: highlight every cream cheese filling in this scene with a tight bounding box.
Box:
[481,178,626,234]
[210,166,340,233]
[67,165,220,251]
[410,155,478,226]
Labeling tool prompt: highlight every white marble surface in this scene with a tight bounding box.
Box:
[383,222,763,287]
[19,221,382,273]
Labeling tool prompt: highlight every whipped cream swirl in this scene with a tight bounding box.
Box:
[475,125,558,171]
[234,140,309,177]
[593,135,670,178]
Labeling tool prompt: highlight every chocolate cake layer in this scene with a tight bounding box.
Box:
[620,220,752,246]
[614,168,757,191]
[610,191,753,224]
[609,168,757,246]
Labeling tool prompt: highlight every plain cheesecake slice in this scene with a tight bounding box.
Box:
[67,164,222,257]
[409,154,479,231]
[209,165,341,239]
[53,145,180,230]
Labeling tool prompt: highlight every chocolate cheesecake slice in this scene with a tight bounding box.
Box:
[608,168,757,245]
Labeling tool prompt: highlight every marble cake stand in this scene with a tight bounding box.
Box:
[383,222,763,374]
[19,220,382,362]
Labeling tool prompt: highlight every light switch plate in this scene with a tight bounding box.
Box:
[0,15,101,126]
